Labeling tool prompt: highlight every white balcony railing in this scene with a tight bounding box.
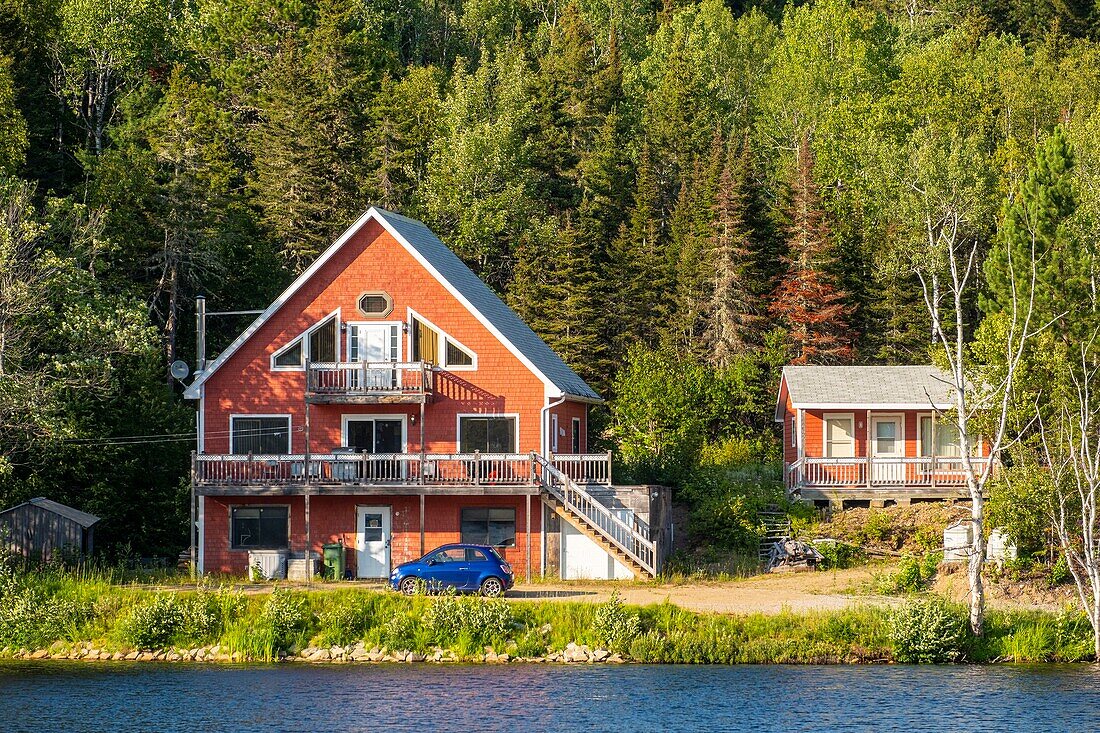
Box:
[785,456,993,491]
[305,361,433,399]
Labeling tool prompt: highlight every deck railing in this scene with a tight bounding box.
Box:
[305,361,433,398]
[548,452,613,485]
[194,451,612,488]
[785,456,994,491]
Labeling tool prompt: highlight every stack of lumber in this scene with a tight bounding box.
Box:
[765,538,824,572]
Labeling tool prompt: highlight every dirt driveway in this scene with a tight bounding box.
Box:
[506,566,895,615]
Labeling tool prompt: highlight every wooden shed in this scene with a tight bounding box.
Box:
[0,498,100,562]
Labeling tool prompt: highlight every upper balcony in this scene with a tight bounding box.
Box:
[305,361,433,404]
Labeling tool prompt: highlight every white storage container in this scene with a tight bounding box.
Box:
[987,528,1017,564]
[248,549,288,580]
[943,521,973,563]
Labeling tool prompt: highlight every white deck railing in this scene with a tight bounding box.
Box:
[306,361,433,397]
[785,456,993,490]
[194,451,612,488]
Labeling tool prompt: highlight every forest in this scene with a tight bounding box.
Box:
[1,0,1099,558]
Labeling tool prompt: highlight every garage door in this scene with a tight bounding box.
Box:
[561,510,634,580]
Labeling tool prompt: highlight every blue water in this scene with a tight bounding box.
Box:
[1,661,1098,732]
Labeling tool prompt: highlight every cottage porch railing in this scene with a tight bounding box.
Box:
[193,451,613,488]
[784,456,994,491]
[305,361,433,397]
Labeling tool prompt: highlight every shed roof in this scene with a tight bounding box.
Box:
[184,207,600,402]
[0,498,100,528]
[777,365,955,419]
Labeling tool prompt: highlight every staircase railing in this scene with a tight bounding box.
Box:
[532,453,657,577]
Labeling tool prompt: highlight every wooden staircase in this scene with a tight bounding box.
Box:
[534,454,658,579]
[758,508,792,565]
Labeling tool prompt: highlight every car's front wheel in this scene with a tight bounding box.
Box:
[479,576,504,597]
[398,576,420,595]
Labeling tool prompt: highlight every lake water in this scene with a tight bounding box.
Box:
[1,661,1098,732]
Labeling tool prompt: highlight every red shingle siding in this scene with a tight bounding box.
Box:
[202,494,540,579]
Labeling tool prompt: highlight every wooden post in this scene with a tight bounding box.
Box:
[525,493,532,583]
[304,492,311,586]
[474,450,481,486]
[607,450,613,486]
[419,399,426,485]
[419,494,426,556]
[866,409,873,489]
[190,451,197,581]
[931,415,937,492]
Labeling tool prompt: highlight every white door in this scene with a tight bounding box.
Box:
[348,324,396,388]
[871,416,904,484]
[561,509,634,580]
[355,506,391,578]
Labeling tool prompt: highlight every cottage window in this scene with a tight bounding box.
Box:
[572,417,581,454]
[411,317,440,364]
[358,291,393,318]
[231,416,291,455]
[824,415,855,458]
[445,340,474,367]
[271,312,340,370]
[460,508,516,547]
[231,506,289,549]
[459,416,517,453]
[919,416,967,458]
[272,339,303,368]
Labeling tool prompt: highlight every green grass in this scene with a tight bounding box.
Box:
[0,564,1095,664]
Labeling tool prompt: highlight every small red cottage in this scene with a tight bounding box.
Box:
[775,366,992,508]
[185,208,667,581]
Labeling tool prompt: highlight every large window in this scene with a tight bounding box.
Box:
[231,506,289,549]
[231,416,291,454]
[271,313,339,369]
[459,416,517,453]
[461,508,516,547]
[824,414,855,458]
[410,312,476,369]
[920,416,966,458]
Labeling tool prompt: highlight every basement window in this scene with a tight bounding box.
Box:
[231,506,289,550]
[461,508,516,547]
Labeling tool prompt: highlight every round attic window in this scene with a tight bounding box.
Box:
[358,291,393,318]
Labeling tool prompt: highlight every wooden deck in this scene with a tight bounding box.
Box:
[785,456,992,504]
[305,361,433,404]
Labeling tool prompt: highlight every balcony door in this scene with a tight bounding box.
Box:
[870,415,904,484]
[347,323,400,388]
[343,416,406,481]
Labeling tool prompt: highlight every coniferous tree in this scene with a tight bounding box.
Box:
[770,135,855,364]
[709,136,764,365]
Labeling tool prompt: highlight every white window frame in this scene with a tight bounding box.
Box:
[345,321,403,363]
[456,413,521,454]
[572,416,581,454]
[917,413,976,458]
[229,414,292,455]
[229,503,291,551]
[822,412,856,459]
[356,290,393,318]
[270,308,341,371]
[551,414,559,453]
[407,307,478,371]
[340,413,408,453]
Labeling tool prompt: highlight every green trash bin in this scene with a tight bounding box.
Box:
[322,542,346,580]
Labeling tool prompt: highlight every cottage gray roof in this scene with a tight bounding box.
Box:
[780,365,955,414]
[184,207,601,402]
[0,498,100,528]
[375,209,600,401]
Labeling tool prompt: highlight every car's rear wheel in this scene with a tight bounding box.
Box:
[479,576,504,597]
[398,576,420,595]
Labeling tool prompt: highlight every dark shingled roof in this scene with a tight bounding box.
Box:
[0,498,101,528]
[375,208,600,401]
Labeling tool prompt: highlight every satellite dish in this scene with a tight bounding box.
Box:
[170,360,191,381]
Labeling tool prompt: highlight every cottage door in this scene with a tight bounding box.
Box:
[355,505,391,578]
[870,416,904,484]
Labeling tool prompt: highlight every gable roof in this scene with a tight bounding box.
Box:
[0,498,100,528]
[184,207,601,402]
[775,365,955,420]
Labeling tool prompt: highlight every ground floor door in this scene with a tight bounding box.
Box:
[355,505,391,578]
[870,415,904,483]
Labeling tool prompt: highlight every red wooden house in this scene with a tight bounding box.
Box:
[775,366,993,508]
[185,208,667,581]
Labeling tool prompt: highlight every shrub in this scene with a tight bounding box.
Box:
[593,592,641,652]
[261,589,312,650]
[379,613,416,651]
[860,511,893,544]
[883,552,941,594]
[890,598,967,663]
[816,541,863,570]
[122,595,182,649]
[628,630,669,663]
[317,598,369,647]
[423,594,513,645]
[1049,554,1071,586]
[0,565,93,649]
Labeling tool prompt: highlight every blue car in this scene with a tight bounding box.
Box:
[390,543,514,597]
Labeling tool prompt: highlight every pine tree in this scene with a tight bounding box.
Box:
[709,136,764,366]
[770,135,854,364]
